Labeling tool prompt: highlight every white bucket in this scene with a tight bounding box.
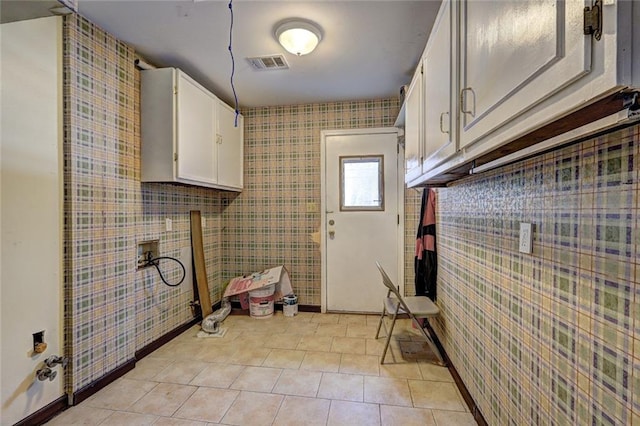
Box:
[283,294,298,317]
[249,284,275,319]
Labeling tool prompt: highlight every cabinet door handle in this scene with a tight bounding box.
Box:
[439,112,450,134]
[216,135,223,144]
[460,87,476,118]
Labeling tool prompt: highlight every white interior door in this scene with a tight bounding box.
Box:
[323,129,400,313]
[1,16,65,425]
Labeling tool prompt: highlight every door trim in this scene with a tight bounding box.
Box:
[320,127,404,313]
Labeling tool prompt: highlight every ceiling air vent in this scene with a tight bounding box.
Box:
[247,55,289,71]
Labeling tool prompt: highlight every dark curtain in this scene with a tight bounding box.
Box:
[414,188,437,301]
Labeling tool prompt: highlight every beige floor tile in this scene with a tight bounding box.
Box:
[154,360,209,384]
[364,376,413,407]
[315,324,347,337]
[311,313,340,324]
[408,380,466,411]
[346,324,378,338]
[331,336,366,354]
[338,314,368,325]
[272,395,331,426]
[221,391,284,426]
[339,354,380,376]
[327,400,380,426]
[230,366,282,392]
[100,411,158,425]
[317,372,364,402]
[272,369,322,397]
[380,405,436,426]
[418,363,454,382]
[284,321,319,335]
[235,331,272,346]
[153,417,208,426]
[367,314,384,327]
[173,387,239,423]
[195,343,239,363]
[432,409,477,426]
[296,335,333,352]
[129,382,197,417]
[299,351,342,373]
[189,363,245,388]
[262,348,306,369]
[150,340,207,361]
[263,333,303,349]
[45,405,113,425]
[287,311,314,322]
[399,340,439,362]
[84,378,157,411]
[379,361,422,380]
[229,346,272,366]
[125,358,173,381]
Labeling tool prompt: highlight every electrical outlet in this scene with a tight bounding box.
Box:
[137,239,159,268]
[519,222,533,254]
[165,218,172,232]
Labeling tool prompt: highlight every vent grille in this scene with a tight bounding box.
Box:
[247,55,289,71]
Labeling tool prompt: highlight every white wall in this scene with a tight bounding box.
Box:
[1,16,64,425]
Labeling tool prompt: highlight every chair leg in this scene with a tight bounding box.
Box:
[411,315,445,366]
[375,304,387,339]
[380,309,399,365]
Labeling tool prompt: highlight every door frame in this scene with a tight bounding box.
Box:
[320,127,404,313]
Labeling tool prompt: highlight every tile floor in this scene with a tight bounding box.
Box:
[47,312,476,425]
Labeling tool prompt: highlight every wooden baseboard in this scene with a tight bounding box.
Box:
[134,317,200,360]
[229,301,321,314]
[13,395,68,426]
[71,359,136,406]
[424,320,488,426]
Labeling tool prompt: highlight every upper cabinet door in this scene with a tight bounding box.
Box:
[459,0,590,149]
[422,0,456,173]
[216,101,244,190]
[176,72,216,184]
[404,67,423,184]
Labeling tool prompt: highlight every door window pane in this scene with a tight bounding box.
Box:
[340,155,384,211]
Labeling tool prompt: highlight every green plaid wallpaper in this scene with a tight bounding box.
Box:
[222,102,404,305]
[63,14,227,392]
[432,124,640,425]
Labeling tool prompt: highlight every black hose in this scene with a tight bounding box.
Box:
[145,256,186,287]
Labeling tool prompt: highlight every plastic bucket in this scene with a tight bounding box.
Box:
[283,294,298,317]
[249,284,275,319]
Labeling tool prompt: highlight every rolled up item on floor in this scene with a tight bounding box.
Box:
[202,297,231,333]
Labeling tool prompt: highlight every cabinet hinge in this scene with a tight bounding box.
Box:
[583,0,602,41]
[173,86,177,95]
[174,153,178,161]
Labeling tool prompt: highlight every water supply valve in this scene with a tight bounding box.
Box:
[36,367,57,382]
[44,355,68,368]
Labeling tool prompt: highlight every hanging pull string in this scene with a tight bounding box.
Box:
[228,0,239,127]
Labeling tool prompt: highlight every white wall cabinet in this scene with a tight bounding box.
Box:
[402,0,640,186]
[404,66,423,184]
[141,67,243,191]
[420,0,456,176]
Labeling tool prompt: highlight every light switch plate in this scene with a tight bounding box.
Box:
[519,222,533,254]
[165,218,173,232]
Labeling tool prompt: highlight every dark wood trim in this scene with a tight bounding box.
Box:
[71,359,135,406]
[13,395,68,426]
[424,321,488,426]
[134,317,200,360]
[229,301,321,314]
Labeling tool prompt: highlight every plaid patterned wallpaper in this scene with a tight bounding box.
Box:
[63,15,227,392]
[223,101,405,305]
[432,124,639,425]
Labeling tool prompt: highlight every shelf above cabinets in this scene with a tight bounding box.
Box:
[141,67,244,191]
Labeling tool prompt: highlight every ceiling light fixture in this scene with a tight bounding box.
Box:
[275,19,323,56]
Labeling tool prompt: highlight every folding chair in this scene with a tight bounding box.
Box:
[374,261,445,365]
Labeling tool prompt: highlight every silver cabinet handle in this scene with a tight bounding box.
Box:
[461,87,476,117]
[439,112,450,134]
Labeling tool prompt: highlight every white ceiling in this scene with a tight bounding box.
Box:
[71,0,441,108]
[1,1,440,108]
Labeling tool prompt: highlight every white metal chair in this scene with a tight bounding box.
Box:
[374,261,445,365]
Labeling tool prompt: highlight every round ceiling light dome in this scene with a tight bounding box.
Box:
[275,19,323,56]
